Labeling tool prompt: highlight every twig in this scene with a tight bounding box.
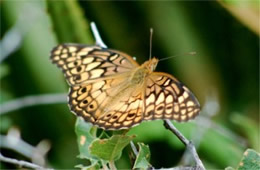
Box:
[130,141,138,157]
[0,153,50,169]
[181,93,246,165]
[180,94,219,165]
[0,134,35,159]
[90,22,107,48]
[109,160,117,170]
[0,93,66,115]
[0,127,51,167]
[101,160,109,170]
[164,120,205,170]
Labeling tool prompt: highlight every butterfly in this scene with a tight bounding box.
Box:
[50,44,200,130]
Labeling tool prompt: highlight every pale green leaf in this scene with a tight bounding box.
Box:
[75,118,97,160]
[89,134,135,161]
[133,143,151,170]
[237,149,260,170]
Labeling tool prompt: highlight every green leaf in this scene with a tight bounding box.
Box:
[225,167,235,170]
[75,118,97,160]
[237,149,260,170]
[133,143,151,170]
[47,0,93,44]
[231,113,259,152]
[0,64,9,79]
[0,117,12,133]
[89,134,135,161]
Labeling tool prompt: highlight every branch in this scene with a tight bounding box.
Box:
[163,120,205,170]
[0,153,51,169]
[180,93,246,165]
[0,93,66,115]
[90,22,107,48]
[109,160,116,170]
[130,141,138,157]
[0,133,35,159]
[0,127,51,166]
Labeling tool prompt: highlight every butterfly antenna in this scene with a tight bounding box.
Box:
[159,51,197,62]
[149,28,153,60]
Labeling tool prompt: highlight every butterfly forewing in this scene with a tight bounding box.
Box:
[51,44,138,86]
[144,73,200,122]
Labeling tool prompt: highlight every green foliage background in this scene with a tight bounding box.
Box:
[0,0,259,169]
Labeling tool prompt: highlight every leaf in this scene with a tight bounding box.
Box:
[89,134,135,161]
[0,64,9,79]
[47,0,93,44]
[237,149,260,170]
[225,167,235,170]
[75,117,97,160]
[133,143,151,170]
[231,113,259,152]
[217,1,259,36]
[0,117,12,133]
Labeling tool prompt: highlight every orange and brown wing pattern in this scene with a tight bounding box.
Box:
[69,80,143,130]
[50,44,138,86]
[51,43,201,130]
[144,72,200,122]
[68,75,130,127]
[95,90,143,130]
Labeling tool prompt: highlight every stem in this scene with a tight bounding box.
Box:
[0,153,51,169]
[90,22,107,48]
[109,160,117,170]
[0,93,66,115]
[130,141,138,157]
[101,161,109,170]
[164,120,205,170]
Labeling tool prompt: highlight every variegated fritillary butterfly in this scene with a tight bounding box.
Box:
[50,44,200,130]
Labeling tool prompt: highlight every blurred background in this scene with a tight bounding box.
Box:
[0,0,259,169]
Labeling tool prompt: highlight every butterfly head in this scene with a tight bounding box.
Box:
[144,57,159,72]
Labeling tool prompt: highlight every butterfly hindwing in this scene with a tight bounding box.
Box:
[68,73,131,125]
[95,89,143,129]
[144,72,200,122]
